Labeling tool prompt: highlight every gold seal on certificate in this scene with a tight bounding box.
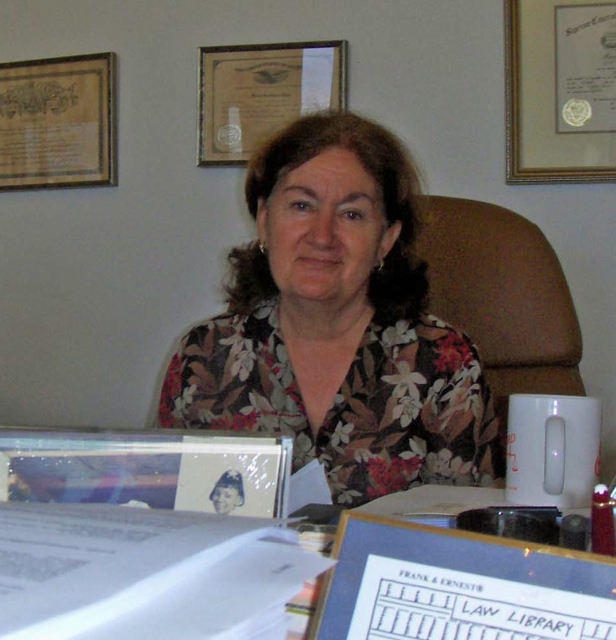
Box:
[562,98,592,128]
[217,124,242,149]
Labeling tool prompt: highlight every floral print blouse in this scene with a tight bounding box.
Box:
[158,300,505,507]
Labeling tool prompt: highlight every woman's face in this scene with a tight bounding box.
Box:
[211,486,242,515]
[257,146,401,311]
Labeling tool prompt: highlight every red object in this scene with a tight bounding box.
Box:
[591,484,616,556]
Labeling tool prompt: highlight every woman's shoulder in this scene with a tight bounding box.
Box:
[415,313,471,341]
[180,311,236,344]
[375,314,483,370]
[375,313,472,344]
[372,314,484,389]
[414,314,484,372]
[180,300,278,347]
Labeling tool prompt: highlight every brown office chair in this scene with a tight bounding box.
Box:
[414,195,585,432]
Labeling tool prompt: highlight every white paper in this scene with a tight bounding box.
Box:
[288,459,332,514]
[72,539,335,640]
[353,484,507,518]
[346,554,616,639]
[0,502,331,639]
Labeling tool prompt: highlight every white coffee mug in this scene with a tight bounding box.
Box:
[506,394,602,509]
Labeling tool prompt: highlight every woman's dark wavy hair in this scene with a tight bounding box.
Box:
[225,111,429,325]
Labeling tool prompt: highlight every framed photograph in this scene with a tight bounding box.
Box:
[0,426,292,517]
[0,52,117,191]
[506,0,616,183]
[198,40,347,166]
[310,510,616,639]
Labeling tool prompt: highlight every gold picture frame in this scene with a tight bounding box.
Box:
[506,0,616,183]
[198,40,347,166]
[0,52,117,191]
[311,510,616,638]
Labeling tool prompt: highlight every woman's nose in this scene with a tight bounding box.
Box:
[308,210,337,247]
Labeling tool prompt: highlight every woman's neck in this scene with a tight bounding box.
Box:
[278,296,374,344]
[278,296,374,435]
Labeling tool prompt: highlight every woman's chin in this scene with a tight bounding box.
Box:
[281,281,368,308]
[285,289,340,305]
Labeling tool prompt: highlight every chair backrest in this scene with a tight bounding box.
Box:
[414,195,585,430]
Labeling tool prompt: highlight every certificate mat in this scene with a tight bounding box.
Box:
[311,511,616,639]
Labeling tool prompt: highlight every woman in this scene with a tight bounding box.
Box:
[159,112,505,507]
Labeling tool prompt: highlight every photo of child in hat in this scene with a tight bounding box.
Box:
[209,470,245,515]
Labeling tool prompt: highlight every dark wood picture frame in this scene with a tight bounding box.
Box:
[0,52,117,191]
[198,40,347,166]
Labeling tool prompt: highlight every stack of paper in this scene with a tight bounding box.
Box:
[354,484,507,524]
[285,524,337,640]
[0,502,335,640]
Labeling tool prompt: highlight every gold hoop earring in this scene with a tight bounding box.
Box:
[377,260,384,272]
[259,242,266,254]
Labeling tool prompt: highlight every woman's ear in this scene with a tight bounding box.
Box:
[256,198,268,244]
[378,220,402,262]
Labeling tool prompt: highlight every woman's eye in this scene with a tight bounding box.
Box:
[291,200,312,212]
[342,209,364,221]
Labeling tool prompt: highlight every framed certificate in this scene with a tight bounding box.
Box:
[198,40,347,166]
[310,510,616,639]
[506,0,616,183]
[0,426,292,518]
[0,52,117,190]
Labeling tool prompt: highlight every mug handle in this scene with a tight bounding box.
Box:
[544,416,565,495]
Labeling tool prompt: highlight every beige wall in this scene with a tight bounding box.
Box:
[1,0,615,478]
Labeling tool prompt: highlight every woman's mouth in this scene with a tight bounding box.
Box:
[297,256,341,268]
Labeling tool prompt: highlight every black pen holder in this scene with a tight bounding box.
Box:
[456,506,561,546]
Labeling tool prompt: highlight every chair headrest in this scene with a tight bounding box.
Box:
[414,196,582,367]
